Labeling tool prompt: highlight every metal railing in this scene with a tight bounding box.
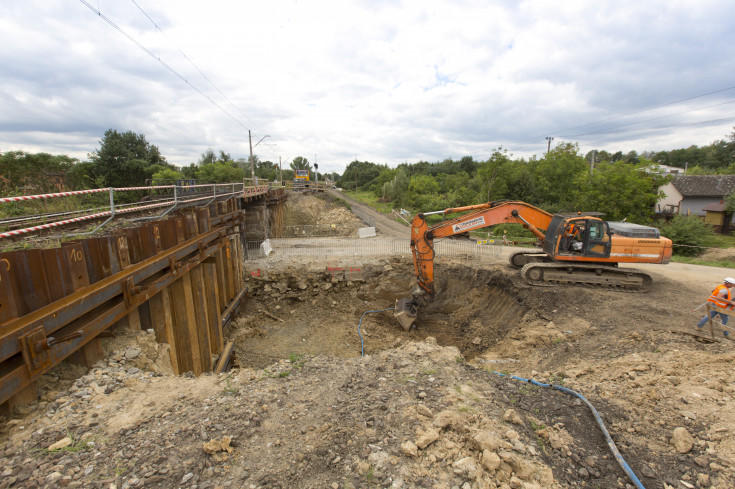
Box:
[0,183,247,239]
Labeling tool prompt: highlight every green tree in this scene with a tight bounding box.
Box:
[578,160,668,223]
[532,142,589,210]
[290,156,311,171]
[151,168,182,182]
[341,160,382,190]
[89,129,170,188]
[659,215,713,256]
[0,151,78,193]
[196,161,245,183]
[407,174,441,210]
[255,159,279,181]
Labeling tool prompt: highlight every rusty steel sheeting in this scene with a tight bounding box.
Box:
[0,211,243,364]
[1,237,231,406]
[0,200,246,406]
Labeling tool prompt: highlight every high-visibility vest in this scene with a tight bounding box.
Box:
[707,284,731,308]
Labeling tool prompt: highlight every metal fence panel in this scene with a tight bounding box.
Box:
[245,237,505,262]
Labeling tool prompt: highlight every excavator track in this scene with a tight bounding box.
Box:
[520,262,653,292]
[508,250,551,269]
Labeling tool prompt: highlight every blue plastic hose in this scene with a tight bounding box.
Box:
[357,308,395,356]
[491,371,646,489]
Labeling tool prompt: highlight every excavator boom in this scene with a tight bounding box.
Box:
[410,201,552,295]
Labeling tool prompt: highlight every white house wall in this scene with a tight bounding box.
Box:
[657,182,683,213]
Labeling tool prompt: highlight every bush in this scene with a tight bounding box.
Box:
[658,215,714,256]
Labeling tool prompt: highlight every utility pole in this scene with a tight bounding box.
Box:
[248,130,255,182]
[279,156,282,183]
[314,154,318,185]
[545,136,554,154]
[591,150,596,174]
[248,131,270,184]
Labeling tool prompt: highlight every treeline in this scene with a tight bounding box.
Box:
[2,127,734,222]
[0,129,339,197]
[341,129,735,225]
[343,143,667,223]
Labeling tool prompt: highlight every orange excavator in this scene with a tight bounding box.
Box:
[394,200,673,330]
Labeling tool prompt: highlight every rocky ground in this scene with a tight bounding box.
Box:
[0,194,733,489]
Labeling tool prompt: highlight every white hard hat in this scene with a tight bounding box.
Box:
[725,277,735,284]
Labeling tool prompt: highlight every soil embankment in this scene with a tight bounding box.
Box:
[0,194,733,489]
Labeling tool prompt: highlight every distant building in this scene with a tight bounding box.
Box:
[645,164,685,175]
[657,175,735,232]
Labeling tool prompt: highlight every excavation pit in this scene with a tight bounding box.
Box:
[233,259,533,368]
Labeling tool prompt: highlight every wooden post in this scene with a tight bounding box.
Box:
[148,290,169,344]
[225,238,236,301]
[115,234,142,331]
[1,383,38,416]
[169,273,199,375]
[189,264,213,372]
[68,339,104,368]
[215,245,229,312]
[159,287,181,375]
[203,258,224,354]
[707,303,715,340]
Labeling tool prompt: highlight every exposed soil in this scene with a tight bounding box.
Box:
[0,194,734,489]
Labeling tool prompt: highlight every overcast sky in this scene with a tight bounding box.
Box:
[1,0,734,175]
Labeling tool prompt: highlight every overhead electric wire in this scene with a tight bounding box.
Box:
[558,99,735,140]
[585,115,735,147]
[508,85,735,147]
[77,0,252,134]
[127,0,262,134]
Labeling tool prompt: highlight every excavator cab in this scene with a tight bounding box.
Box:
[544,216,612,260]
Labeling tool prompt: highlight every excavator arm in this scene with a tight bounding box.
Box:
[410,201,553,295]
[394,201,552,330]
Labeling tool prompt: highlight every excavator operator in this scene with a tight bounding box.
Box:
[562,222,583,252]
[571,224,586,252]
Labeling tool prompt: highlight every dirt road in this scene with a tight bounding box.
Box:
[332,189,735,293]
[328,189,409,238]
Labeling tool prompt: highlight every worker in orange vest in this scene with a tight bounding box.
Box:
[697,277,735,336]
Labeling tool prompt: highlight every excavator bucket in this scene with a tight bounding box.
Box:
[394,297,418,331]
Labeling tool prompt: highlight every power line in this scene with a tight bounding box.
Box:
[508,85,735,147]
[559,99,735,140]
[585,115,735,148]
[77,0,253,134]
[127,0,262,134]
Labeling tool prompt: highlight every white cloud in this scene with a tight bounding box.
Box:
[1,0,734,175]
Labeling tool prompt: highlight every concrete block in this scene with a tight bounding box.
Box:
[357,227,376,238]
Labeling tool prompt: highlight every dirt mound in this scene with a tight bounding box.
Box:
[282,193,363,237]
[700,247,735,263]
[1,257,734,489]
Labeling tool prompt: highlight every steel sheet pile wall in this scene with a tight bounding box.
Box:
[0,197,246,407]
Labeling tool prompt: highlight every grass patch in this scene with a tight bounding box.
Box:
[343,190,394,214]
[222,378,239,396]
[530,420,546,431]
[671,255,735,269]
[702,232,735,249]
[262,368,291,379]
[46,431,93,454]
[288,353,305,367]
[548,374,566,386]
